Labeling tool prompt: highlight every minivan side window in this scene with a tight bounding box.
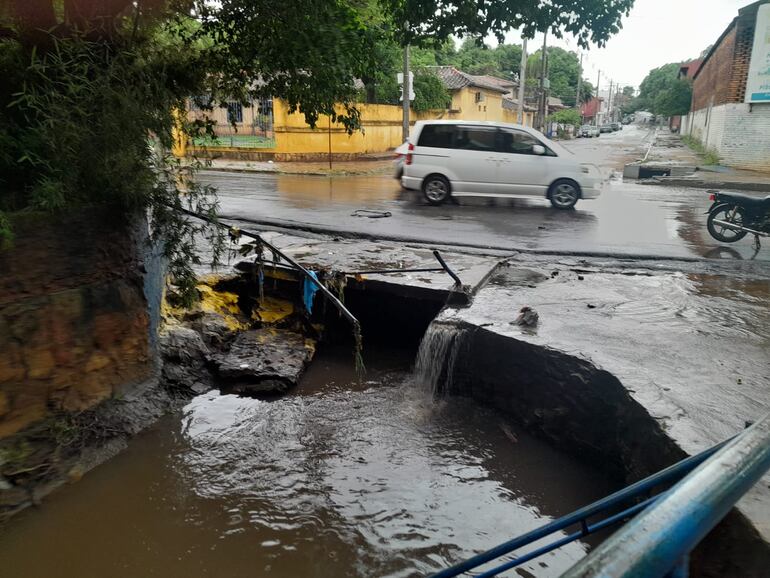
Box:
[498,128,552,155]
[454,126,497,151]
[417,125,456,148]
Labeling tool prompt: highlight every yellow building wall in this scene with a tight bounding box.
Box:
[184,90,534,158]
[447,87,505,122]
[502,108,535,127]
[270,100,408,154]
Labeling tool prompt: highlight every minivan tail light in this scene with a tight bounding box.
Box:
[709,193,716,201]
[405,143,414,165]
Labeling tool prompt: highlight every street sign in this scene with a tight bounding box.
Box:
[397,71,415,101]
[746,3,770,103]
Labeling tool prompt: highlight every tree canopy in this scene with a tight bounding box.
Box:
[527,46,593,107]
[632,62,693,116]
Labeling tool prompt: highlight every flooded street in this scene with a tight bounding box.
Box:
[202,125,769,262]
[0,346,616,578]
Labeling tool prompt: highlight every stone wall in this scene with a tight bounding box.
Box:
[0,209,159,438]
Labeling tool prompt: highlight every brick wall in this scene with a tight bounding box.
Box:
[692,25,737,111]
[0,210,159,438]
[730,12,757,103]
[692,5,761,112]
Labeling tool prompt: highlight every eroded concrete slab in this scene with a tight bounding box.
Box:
[230,230,504,297]
[440,257,770,542]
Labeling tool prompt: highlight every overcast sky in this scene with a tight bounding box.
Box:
[496,0,751,91]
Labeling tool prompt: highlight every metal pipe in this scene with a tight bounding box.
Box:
[560,414,770,578]
[344,267,446,275]
[428,439,728,578]
[711,220,769,237]
[170,205,360,329]
[432,250,463,286]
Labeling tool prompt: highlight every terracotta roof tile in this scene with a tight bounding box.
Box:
[425,66,510,93]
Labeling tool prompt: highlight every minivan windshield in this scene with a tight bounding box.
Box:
[538,132,572,157]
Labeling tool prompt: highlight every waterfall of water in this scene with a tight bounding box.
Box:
[413,321,467,396]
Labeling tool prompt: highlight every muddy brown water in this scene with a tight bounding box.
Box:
[0,345,616,578]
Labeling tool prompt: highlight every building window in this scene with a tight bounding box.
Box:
[227,101,243,124]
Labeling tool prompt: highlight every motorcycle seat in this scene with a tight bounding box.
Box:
[716,192,770,207]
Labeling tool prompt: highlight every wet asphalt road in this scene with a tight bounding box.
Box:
[202,125,768,263]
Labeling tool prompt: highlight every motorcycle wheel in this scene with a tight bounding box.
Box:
[707,205,748,243]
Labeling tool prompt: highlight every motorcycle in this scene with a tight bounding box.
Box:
[706,191,770,250]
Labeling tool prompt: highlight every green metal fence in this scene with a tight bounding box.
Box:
[190,97,275,149]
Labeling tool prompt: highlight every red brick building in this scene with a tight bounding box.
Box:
[580,97,604,124]
[681,0,770,171]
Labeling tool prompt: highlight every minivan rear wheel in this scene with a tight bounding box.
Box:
[549,179,580,209]
[422,175,451,206]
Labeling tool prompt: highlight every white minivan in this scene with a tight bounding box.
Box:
[401,120,601,209]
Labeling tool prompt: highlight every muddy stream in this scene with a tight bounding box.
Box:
[1,339,616,578]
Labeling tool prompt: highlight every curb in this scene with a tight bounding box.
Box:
[641,178,770,193]
[200,167,389,177]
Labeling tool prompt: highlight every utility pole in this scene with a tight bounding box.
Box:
[538,29,548,132]
[595,69,601,126]
[575,52,583,116]
[402,38,410,142]
[517,37,527,125]
[608,79,613,123]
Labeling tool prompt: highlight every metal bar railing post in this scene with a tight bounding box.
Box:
[432,250,463,286]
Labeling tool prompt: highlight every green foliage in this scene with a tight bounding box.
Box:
[453,37,500,75]
[412,70,451,111]
[526,46,590,107]
[384,0,635,48]
[0,25,224,297]
[547,108,582,127]
[654,79,692,117]
[682,135,720,166]
[635,62,693,116]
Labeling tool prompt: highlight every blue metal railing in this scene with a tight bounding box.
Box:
[431,414,770,578]
[560,413,770,578]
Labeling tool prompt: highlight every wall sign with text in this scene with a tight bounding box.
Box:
[746,3,770,103]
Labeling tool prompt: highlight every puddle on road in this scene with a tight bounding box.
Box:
[0,346,616,578]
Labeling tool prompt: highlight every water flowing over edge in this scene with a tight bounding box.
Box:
[413,321,468,396]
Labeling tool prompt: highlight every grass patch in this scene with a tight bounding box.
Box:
[682,135,720,166]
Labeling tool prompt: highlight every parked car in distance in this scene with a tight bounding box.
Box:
[393,141,409,179]
[578,125,600,138]
[610,122,622,131]
[599,124,613,133]
[401,120,601,209]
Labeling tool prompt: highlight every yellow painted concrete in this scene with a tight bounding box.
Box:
[252,296,294,324]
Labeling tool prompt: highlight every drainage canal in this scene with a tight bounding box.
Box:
[0,279,621,578]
